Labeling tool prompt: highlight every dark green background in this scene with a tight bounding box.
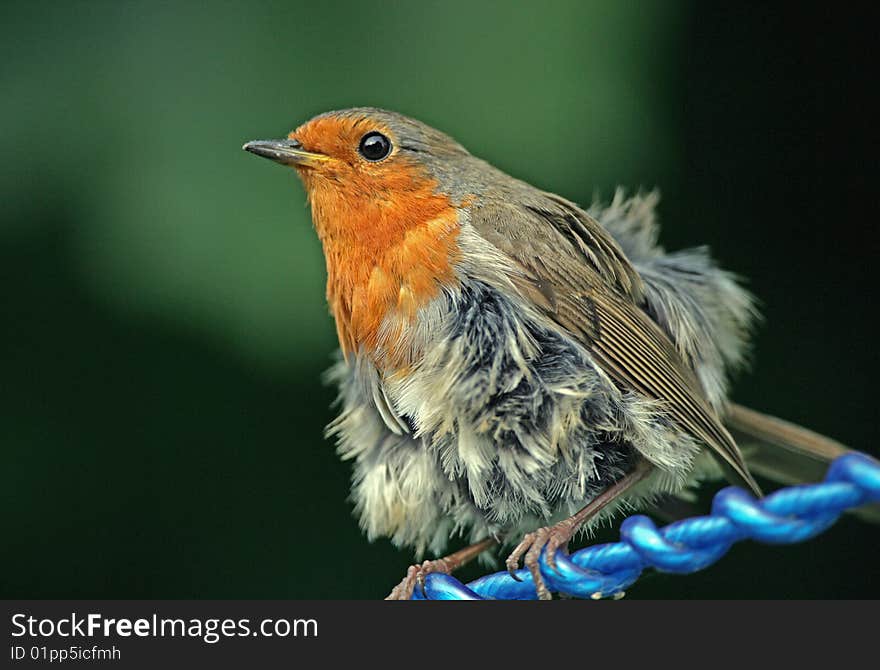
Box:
[2,2,877,598]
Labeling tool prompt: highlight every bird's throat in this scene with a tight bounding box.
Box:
[305,176,462,367]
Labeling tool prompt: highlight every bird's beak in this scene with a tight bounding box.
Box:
[242,138,328,167]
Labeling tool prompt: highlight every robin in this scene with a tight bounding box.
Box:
[244,108,858,600]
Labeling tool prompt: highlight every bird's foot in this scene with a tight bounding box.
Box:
[385,537,497,600]
[385,558,452,600]
[505,518,577,600]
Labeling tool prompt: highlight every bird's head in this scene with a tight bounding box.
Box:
[244,108,476,239]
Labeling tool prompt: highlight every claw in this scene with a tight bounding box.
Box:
[505,533,535,581]
[503,528,553,599]
[504,522,576,600]
[386,559,451,600]
[545,543,559,573]
[544,531,567,573]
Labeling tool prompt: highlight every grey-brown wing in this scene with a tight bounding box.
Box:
[470,197,762,495]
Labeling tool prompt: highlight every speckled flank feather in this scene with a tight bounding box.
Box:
[326,192,757,556]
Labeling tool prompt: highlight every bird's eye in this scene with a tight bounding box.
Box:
[358,131,392,161]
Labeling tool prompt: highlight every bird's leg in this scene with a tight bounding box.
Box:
[506,458,653,600]
[385,537,498,600]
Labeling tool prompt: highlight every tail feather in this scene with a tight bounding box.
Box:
[726,403,880,523]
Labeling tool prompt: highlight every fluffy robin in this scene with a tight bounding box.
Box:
[244,108,860,600]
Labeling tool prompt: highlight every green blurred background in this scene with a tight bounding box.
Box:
[2,2,877,598]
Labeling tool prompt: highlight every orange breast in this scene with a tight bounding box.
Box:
[303,164,462,367]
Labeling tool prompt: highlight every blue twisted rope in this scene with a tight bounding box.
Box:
[413,452,880,600]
